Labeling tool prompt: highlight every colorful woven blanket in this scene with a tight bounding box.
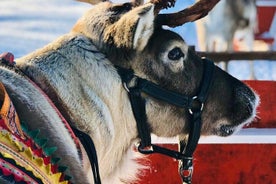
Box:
[0,82,71,184]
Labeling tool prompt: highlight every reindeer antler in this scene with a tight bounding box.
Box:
[76,0,219,27]
[155,0,220,27]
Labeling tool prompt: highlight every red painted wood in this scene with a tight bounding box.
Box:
[139,144,276,184]
[194,144,276,184]
[255,3,276,43]
[244,81,276,128]
[256,6,276,35]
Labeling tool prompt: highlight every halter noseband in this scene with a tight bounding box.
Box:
[117,58,215,184]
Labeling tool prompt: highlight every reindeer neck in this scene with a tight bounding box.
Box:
[15,33,142,181]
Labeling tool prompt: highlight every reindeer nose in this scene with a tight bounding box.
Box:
[235,84,256,104]
[233,84,257,118]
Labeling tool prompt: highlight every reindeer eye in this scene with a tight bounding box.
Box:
[111,3,132,14]
[122,3,132,11]
[168,47,184,60]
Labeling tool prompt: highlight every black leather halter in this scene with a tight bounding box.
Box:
[117,58,215,184]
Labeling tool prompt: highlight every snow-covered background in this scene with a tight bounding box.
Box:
[0,0,91,57]
[0,0,276,80]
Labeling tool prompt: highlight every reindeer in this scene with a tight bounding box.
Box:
[197,0,257,76]
[0,0,258,183]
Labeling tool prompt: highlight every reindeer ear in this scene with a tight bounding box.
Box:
[76,0,102,5]
[106,4,155,51]
[132,4,155,51]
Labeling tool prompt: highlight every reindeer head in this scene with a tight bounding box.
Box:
[72,0,258,138]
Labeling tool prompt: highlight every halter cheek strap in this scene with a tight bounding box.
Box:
[117,58,215,184]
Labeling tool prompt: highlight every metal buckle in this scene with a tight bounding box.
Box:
[137,143,154,154]
[179,157,193,184]
[123,76,139,93]
[123,82,130,92]
[188,96,204,115]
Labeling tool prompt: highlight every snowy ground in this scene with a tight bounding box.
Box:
[0,0,91,57]
[0,0,276,80]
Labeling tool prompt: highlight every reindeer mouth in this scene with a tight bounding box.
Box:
[215,107,258,137]
[219,125,235,136]
[214,122,246,137]
[213,86,260,137]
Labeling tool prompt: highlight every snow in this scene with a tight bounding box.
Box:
[0,0,91,57]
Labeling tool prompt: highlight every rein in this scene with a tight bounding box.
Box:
[117,58,214,184]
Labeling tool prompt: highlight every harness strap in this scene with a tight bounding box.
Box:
[196,58,215,103]
[179,58,215,158]
[116,66,193,149]
[117,67,192,108]
[72,127,101,184]
[138,143,184,159]
[128,88,151,148]
[138,78,192,108]
[178,111,201,184]
[182,111,202,157]
[117,58,215,184]
[178,58,215,184]
[117,67,151,148]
